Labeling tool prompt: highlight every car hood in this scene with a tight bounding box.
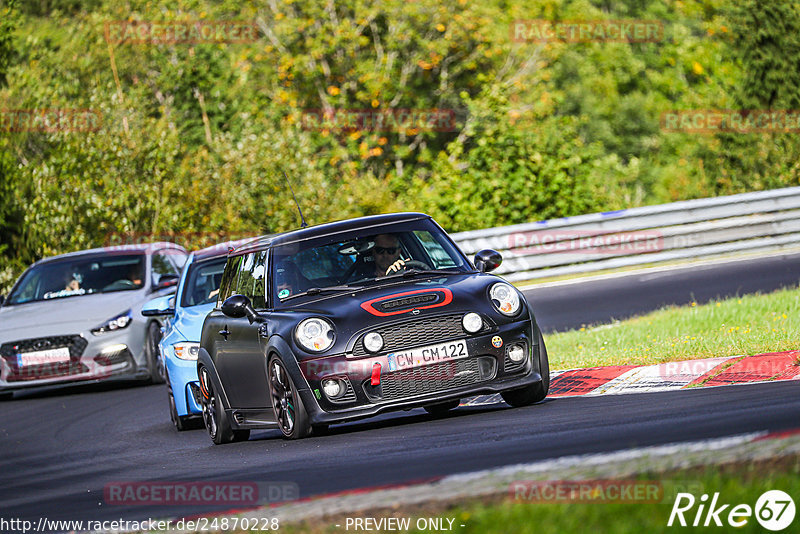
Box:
[282,272,508,322]
[0,291,145,341]
[172,303,216,341]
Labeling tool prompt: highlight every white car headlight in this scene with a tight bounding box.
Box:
[489,283,521,316]
[295,318,335,352]
[91,309,133,335]
[173,342,200,361]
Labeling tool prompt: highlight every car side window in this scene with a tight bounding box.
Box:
[234,251,267,308]
[250,251,267,308]
[152,251,178,286]
[217,255,242,308]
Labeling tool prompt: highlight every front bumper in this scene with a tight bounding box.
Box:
[296,317,540,425]
[164,347,203,417]
[0,323,150,391]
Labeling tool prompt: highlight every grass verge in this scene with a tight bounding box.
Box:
[278,455,800,534]
[545,286,800,369]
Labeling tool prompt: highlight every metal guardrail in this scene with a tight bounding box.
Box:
[450,187,800,282]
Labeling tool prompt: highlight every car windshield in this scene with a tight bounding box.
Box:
[6,253,146,305]
[272,219,470,304]
[180,256,227,308]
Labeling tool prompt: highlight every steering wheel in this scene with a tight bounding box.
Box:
[103,279,136,291]
[385,259,431,275]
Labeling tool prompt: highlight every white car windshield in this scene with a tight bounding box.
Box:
[6,253,146,305]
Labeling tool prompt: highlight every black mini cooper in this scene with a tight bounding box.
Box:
[197,213,549,442]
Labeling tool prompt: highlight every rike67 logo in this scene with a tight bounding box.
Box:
[668,490,796,531]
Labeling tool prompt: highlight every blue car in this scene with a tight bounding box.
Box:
[143,241,246,430]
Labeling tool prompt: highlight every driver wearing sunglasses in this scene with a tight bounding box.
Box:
[372,234,408,276]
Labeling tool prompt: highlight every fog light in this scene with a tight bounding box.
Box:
[363,332,384,353]
[322,378,342,398]
[508,344,526,362]
[462,312,483,333]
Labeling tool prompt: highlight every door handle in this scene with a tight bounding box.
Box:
[219,327,230,340]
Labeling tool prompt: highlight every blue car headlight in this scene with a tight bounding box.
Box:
[173,342,200,361]
[91,309,133,335]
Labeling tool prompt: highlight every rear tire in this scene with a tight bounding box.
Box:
[501,329,550,407]
[200,366,250,444]
[268,356,311,440]
[145,322,165,384]
[424,399,460,415]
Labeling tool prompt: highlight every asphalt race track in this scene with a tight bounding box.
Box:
[2,253,799,525]
[525,252,800,332]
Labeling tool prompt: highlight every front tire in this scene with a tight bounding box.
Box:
[145,322,165,384]
[268,356,311,440]
[501,329,550,407]
[200,366,250,444]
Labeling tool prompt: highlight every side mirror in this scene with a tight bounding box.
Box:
[221,295,264,324]
[155,273,180,291]
[142,295,176,317]
[474,249,503,273]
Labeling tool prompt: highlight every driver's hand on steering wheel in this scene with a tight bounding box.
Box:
[385,258,410,275]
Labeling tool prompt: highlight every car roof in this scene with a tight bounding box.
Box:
[231,212,432,256]
[33,242,187,266]
[192,237,262,262]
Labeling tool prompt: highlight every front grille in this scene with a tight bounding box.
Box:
[0,335,87,359]
[363,356,495,401]
[352,313,491,358]
[1,335,89,381]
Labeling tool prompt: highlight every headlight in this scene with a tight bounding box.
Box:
[173,342,200,361]
[295,318,335,352]
[489,283,521,316]
[363,332,384,353]
[91,309,133,335]
[462,312,483,333]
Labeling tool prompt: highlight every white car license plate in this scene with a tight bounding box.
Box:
[386,339,468,372]
[17,347,71,367]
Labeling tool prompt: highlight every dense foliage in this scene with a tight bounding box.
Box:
[1,0,799,291]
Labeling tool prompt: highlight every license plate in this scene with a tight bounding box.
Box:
[16,347,71,367]
[386,340,468,372]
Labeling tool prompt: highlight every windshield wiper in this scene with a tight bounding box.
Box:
[387,268,464,279]
[281,285,362,302]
